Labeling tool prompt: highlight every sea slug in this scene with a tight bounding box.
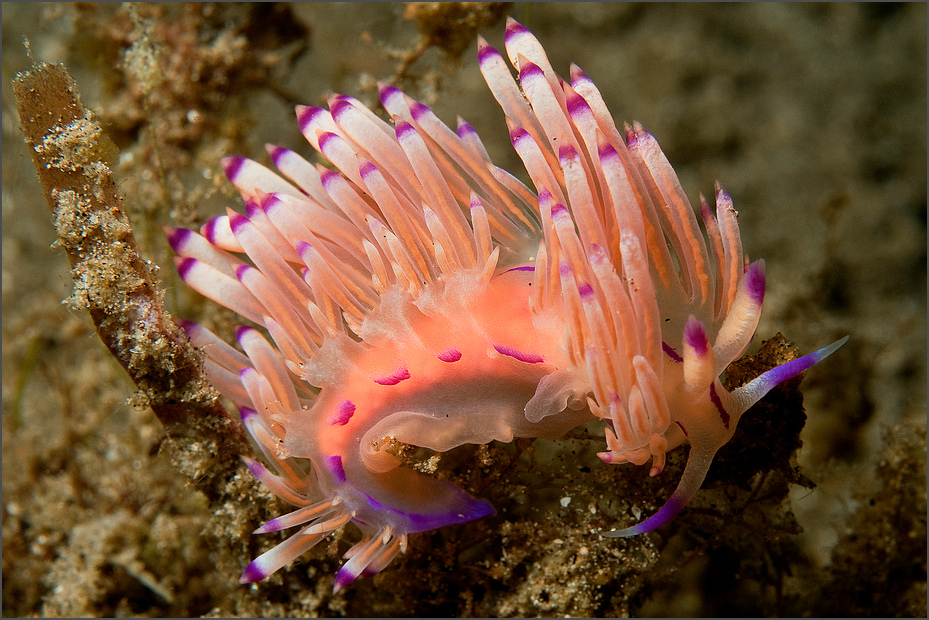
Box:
[167,19,847,591]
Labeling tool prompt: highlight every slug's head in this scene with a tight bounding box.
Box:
[603,334,848,538]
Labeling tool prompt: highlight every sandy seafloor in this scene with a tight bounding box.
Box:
[2,2,925,617]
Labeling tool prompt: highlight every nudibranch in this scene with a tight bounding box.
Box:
[166,19,846,591]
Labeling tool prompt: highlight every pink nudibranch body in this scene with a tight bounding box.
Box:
[168,18,847,591]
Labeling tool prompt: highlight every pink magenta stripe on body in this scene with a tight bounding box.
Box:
[493,344,544,364]
[437,348,463,363]
[373,366,411,386]
[329,400,356,426]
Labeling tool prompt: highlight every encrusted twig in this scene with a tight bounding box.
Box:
[12,60,252,492]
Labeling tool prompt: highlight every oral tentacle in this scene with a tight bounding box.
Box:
[603,431,718,538]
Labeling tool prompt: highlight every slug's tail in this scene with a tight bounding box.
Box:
[603,335,849,538]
